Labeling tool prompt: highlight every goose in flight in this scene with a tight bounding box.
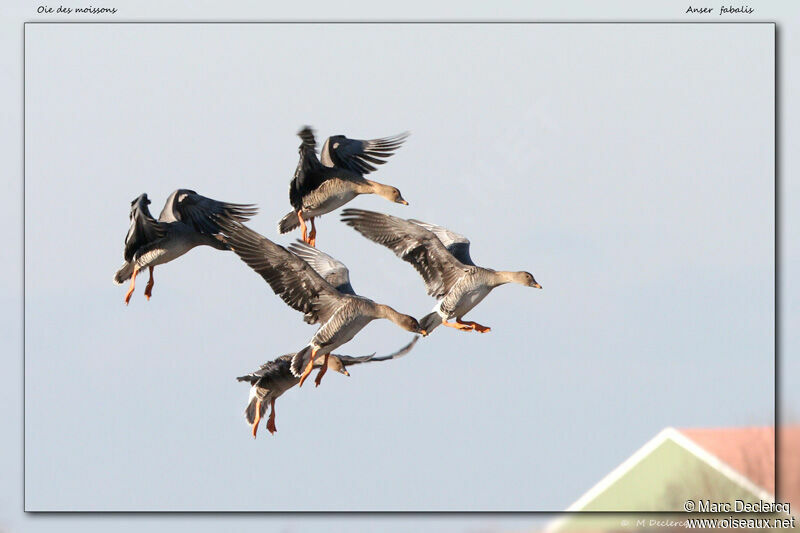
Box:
[340,209,542,334]
[219,221,425,388]
[114,189,257,304]
[277,126,409,247]
[237,337,419,437]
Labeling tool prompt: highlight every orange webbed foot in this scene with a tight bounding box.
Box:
[442,319,474,332]
[297,351,317,388]
[266,399,277,434]
[298,366,313,388]
[143,267,155,300]
[314,368,327,387]
[459,320,491,333]
[308,219,317,247]
[124,266,139,305]
[298,211,310,245]
[313,353,330,387]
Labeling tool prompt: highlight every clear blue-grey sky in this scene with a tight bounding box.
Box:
[3,1,796,532]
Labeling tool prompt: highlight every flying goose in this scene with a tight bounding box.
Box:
[238,337,419,437]
[340,209,542,334]
[114,189,257,304]
[277,127,409,247]
[219,221,425,387]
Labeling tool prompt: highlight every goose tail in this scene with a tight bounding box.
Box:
[290,346,313,378]
[277,210,300,234]
[113,261,135,284]
[244,389,270,426]
[419,311,443,335]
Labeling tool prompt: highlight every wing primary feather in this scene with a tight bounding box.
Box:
[340,208,465,298]
[321,132,409,175]
[216,219,342,323]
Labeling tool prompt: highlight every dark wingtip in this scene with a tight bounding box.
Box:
[340,208,387,228]
[220,204,258,225]
[391,131,411,143]
[131,193,149,207]
[211,214,249,239]
[340,207,375,219]
[298,126,316,148]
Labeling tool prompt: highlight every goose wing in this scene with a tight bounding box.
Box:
[336,336,420,366]
[236,354,294,385]
[320,132,409,175]
[158,189,257,234]
[340,209,465,299]
[289,126,335,210]
[287,240,356,295]
[408,219,474,266]
[123,193,166,261]
[219,220,344,324]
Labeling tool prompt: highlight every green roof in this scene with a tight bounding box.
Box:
[548,428,773,532]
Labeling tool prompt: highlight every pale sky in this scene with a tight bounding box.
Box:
[2,2,795,532]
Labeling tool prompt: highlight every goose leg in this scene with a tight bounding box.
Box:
[308,218,317,247]
[266,398,277,434]
[297,211,309,244]
[144,266,155,300]
[314,353,330,387]
[124,265,139,305]
[251,399,262,438]
[298,347,319,388]
[441,318,474,332]
[457,318,491,333]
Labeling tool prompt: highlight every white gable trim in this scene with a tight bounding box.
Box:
[569,427,674,511]
[670,429,774,502]
[545,427,774,532]
[545,428,675,532]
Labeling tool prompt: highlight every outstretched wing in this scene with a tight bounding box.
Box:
[158,189,257,234]
[287,240,355,295]
[336,335,420,366]
[218,220,344,324]
[408,219,474,266]
[123,193,166,261]
[320,132,409,175]
[236,354,294,385]
[340,209,466,299]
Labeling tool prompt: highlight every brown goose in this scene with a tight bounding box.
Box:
[277,127,409,247]
[219,221,425,387]
[113,190,257,304]
[340,209,542,334]
[237,337,419,437]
